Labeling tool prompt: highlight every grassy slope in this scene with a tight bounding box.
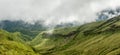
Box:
[31,16,120,55]
[0,30,39,55]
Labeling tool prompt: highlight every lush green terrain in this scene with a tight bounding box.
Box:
[1,16,120,55]
[0,30,40,55]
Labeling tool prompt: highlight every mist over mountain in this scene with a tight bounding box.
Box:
[96,7,120,21]
[0,0,120,27]
[1,7,120,36]
[1,0,120,55]
[1,7,120,30]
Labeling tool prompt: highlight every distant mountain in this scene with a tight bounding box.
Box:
[0,20,47,38]
[96,7,120,21]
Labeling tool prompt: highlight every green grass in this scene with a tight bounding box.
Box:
[0,29,39,55]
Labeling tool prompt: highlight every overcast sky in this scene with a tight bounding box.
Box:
[0,0,120,26]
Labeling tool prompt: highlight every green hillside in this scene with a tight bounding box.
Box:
[1,16,120,55]
[0,30,39,55]
[30,16,120,55]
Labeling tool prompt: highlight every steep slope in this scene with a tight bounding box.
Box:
[31,16,120,55]
[0,30,39,55]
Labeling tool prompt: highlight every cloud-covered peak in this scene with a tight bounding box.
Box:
[0,0,120,27]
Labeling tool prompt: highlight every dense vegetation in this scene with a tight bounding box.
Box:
[1,16,120,55]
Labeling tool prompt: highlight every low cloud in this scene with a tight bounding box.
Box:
[0,0,120,27]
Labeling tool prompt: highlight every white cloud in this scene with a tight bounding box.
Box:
[0,0,120,27]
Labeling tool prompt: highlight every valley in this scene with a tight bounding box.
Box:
[0,16,120,55]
